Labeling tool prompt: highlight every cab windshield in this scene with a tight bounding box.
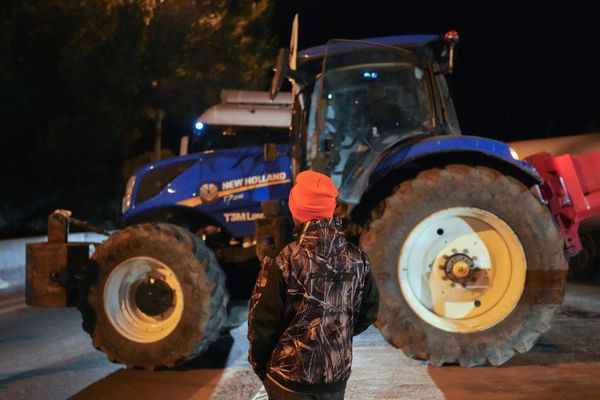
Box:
[306,40,434,187]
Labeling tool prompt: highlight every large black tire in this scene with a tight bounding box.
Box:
[78,223,228,369]
[360,165,568,366]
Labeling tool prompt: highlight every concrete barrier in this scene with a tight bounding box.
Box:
[0,232,109,292]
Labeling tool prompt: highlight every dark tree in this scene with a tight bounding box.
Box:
[0,0,276,236]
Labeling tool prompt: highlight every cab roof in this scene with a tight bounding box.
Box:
[298,34,441,61]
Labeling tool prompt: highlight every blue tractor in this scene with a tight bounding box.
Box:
[74,31,568,369]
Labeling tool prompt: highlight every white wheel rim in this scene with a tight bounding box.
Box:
[398,207,526,333]
[103,256,184,343]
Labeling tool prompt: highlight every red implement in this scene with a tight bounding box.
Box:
[526,151,600,255]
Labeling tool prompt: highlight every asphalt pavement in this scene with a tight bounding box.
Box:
[1,283,599,400]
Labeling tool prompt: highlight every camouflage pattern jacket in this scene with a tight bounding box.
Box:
[248,218,379,393]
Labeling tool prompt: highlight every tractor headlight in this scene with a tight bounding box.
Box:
[509,147,520,160]
[122,175,136,214]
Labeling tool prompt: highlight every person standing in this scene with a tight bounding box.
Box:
[248,170,380,400]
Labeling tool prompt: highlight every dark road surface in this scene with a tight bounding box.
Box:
[1,284,600,400]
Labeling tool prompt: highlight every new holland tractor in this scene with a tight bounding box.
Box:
[26,30,600,370]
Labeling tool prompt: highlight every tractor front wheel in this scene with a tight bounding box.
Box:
[78,223,227,369]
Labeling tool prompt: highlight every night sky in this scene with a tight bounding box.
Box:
[271,0,600,142]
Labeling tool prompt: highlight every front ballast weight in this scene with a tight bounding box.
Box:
[26,210,109,307]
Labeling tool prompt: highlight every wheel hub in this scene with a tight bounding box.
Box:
[452,260,470,278]
[103,256,184,343]
[444,253,476,284]
[398,206,527,333]
[134,276,174,317]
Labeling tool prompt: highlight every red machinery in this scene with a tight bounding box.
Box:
[526,151,600,255]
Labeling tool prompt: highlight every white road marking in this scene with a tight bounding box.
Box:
[0,295,25,307]
[0,294,27,315]
[0,302,28,315]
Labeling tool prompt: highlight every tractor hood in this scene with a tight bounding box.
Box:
[123,144,292,236]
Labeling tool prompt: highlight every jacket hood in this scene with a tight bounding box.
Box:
[293,218,346,260]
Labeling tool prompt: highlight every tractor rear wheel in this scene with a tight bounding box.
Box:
[360,165,568,366]
[78,223,227,369]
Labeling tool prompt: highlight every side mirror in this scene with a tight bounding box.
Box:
[264,142,278,162]
[269,48,290,100]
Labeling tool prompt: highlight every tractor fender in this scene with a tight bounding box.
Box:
[349,135,542,221]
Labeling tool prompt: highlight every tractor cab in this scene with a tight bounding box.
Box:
[274,34,462,204]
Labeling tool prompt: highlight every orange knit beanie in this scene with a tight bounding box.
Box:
[288,170,338,223]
